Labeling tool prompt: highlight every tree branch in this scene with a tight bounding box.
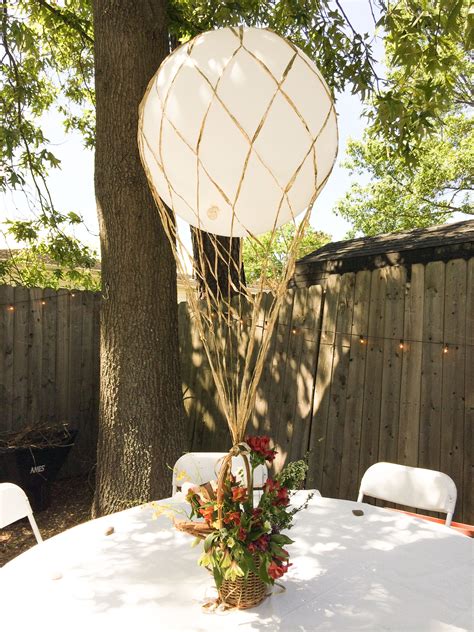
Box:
[2,0,70,239]
[334,0,383,91]
[36,0,94,44]
[388,171,467,214]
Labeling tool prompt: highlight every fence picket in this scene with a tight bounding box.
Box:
[339,270,371,501]
[419,262,445,473]
[358,269,387,488]
[398,264,424,467]
[322,272,355,498]
[440,259,466,516]
[0,286,14,432]
[464,259,473,524]
[307,274,340,491]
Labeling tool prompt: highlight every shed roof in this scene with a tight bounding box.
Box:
[299,220,474,264]
[294,219,474,287]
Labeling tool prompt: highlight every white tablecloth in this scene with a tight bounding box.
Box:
[1,492,472,631]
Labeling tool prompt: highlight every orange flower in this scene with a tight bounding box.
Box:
[223,511,241,526]
[231,486,247,503]
[198,505,215,523]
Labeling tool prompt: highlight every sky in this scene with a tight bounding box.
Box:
[0,1,384,254]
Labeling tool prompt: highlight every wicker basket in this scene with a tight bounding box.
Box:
[174,446,267,609]
[218,554,267,609]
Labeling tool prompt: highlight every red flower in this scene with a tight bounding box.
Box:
[248,534,270,553]
[268,561,285,580]
[276,486,289,507]
[237,526,248,541]
[246,435,277,462]
[263,479,289,507]
[231,486,247,503]
[256,535,270,551]
[198,505,215,523]
[268,560,291,580]
[223,511,241,526]
[263,478,279,494]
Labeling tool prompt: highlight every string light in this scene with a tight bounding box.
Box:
[0,295,471,351]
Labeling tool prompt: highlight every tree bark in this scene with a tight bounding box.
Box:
[92,0,186,516]
[191,229,246,301]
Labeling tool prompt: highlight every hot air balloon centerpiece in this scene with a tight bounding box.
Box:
[138,26,338,608]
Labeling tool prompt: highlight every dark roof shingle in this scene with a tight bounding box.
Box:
[294,219,474,287]
[298,219,474,265]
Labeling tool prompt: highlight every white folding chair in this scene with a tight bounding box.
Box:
[0,483,43,543]
[357,462,457,526]
[171,452,268,495]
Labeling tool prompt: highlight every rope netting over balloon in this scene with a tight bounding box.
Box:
[138,26,338,445]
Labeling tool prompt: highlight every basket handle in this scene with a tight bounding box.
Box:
[216,446,252,529]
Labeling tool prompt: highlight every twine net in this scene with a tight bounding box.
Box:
[138,27,337,445]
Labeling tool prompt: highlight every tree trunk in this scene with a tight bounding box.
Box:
[92,0,186,516]
[191,229,246,301]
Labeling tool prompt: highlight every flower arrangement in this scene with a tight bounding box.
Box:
[174,436,311,607]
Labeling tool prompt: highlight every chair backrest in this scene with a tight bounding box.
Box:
[357,462,457,526]
[172,452,268,495]
[0,482,43,543]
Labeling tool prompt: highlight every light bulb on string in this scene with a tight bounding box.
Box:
[359,335,366,345]
[443,344,449,354]
[399,340,405,350]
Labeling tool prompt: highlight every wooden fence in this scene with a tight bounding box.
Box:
[0,257,472,522]
[180,259,473,523]
[0,286,100,477]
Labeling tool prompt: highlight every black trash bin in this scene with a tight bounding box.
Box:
[0,426,78,512]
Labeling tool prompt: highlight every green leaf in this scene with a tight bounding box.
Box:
[67,211,82,224]
[203,532,216,553]
[271,534,293,546]
[213,566,223,589]
[258,556,271,584]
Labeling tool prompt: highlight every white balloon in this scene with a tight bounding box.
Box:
[138,27,338,237]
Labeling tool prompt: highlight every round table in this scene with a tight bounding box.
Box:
[1,492,472,631]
